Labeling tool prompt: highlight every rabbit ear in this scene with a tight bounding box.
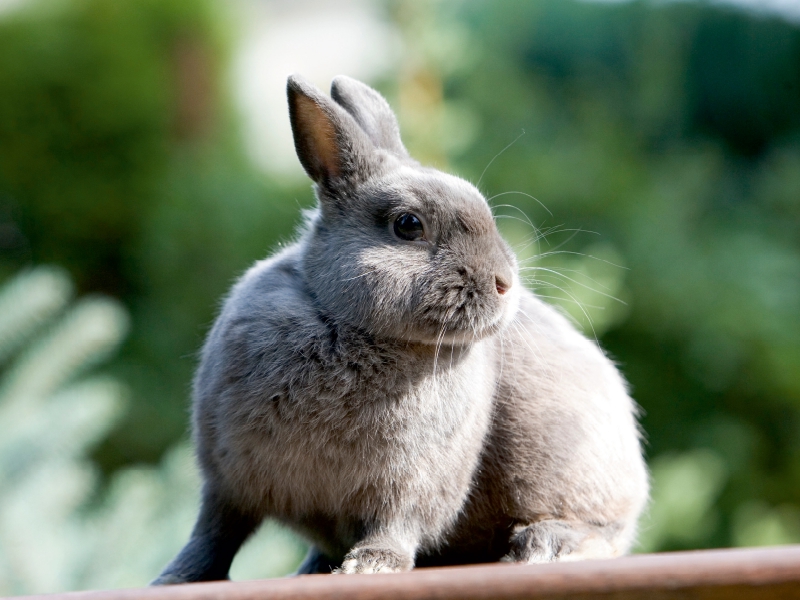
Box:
[330,76,409,159]
[287,74,375,186]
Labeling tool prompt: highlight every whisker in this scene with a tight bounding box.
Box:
[520,266,616,295]
[518,250,628,271]
[529,279,600,342]
[523,267,625,304]
[488,191,552,217]
[341,269,378,282]
[476,129,526,189]
[491,204,540,229]
[528,293,608,311]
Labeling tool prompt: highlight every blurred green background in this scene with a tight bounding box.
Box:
[0,0,799,593]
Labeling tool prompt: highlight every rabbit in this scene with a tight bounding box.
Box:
[152,74,648,584]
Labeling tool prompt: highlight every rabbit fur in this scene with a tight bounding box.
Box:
[153,74,648,583]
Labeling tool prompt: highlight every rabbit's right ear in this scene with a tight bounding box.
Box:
[287,74,375,187]
[330,76,409,159]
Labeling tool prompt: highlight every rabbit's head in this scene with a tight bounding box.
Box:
[288,75,519,345]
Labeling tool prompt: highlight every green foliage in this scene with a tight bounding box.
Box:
[0,266,127,593]
[638,449,728,552]
[0,267,306,594]
[0,0,212,283]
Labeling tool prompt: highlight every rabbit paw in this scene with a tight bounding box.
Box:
[150,573,193,586]
[502,520,585,564]
[335,546,412,574]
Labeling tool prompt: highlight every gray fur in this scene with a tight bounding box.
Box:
[153,75,648,584]
[331,75,410,159]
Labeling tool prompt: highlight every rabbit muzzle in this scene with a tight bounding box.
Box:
[408,240,519,345]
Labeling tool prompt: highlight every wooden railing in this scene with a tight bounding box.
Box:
[15,545,800,600]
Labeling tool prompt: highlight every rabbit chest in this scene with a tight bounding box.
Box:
[196,254,499,539]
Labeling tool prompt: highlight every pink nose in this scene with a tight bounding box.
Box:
[495,275,511,295]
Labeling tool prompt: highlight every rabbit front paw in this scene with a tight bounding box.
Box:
[335,546,412,574]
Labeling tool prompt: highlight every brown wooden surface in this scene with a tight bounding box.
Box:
[13,545,800,600]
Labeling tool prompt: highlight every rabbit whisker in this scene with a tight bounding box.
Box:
[476,129,526,189]
[522,268,622,299]
[488,191,552,217]
[523,267,624,305]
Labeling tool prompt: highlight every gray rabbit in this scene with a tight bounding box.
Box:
[152,75,648,583]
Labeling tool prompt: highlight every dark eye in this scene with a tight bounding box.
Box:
[393,213,425,241]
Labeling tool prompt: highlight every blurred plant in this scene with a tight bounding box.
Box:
[0,266,129,593]
[0,267,306,594]
[732,501,800,547]
[637,449,728,552]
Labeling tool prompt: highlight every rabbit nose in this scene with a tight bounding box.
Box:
[495,273,512,295]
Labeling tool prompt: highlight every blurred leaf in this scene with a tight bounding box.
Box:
[637,449,728,552]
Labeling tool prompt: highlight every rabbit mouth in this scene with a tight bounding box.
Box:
[412,282,519,346]
[415,308,512,346]
[435,315,508,345]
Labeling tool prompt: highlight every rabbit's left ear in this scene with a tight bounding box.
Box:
[331,76,409,159]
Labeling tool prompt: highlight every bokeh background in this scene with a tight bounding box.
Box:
[1,0,799,593]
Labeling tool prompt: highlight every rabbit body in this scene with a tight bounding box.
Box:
[154,75,648,583]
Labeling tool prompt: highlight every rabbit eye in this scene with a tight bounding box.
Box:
[393,213,425,241]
